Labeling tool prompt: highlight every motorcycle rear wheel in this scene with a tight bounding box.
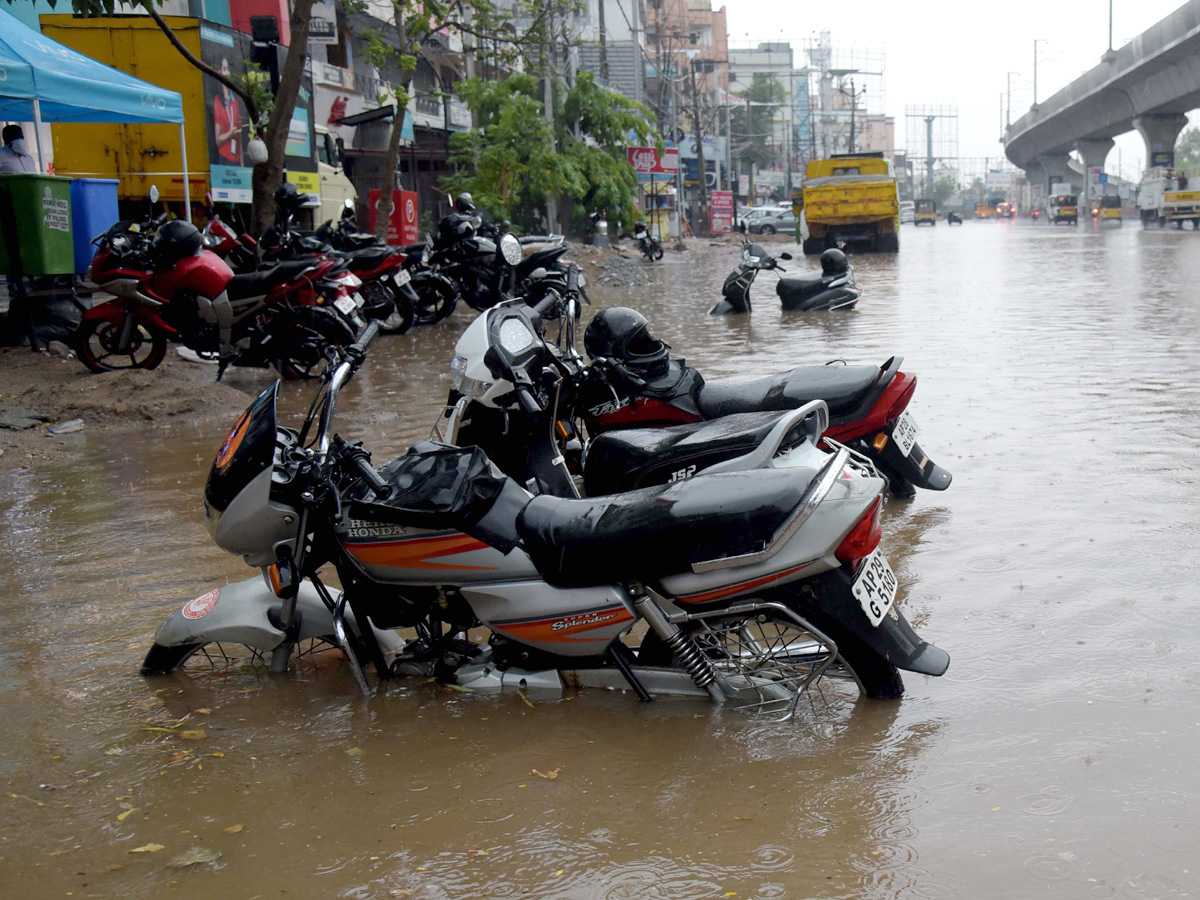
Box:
[362,281,412,335]
[74,317,168,373]
[638,596,902,705]
[271,310,353,380]
[411,275,457,325]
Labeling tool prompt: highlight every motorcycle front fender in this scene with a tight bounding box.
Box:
[143,576,403,673]
[798,570,950,677]
[81,299,176,335]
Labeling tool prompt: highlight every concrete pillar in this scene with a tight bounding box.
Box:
[1134,114,1189,170]
[1023,160,1047,210]
[1036,152,1075,193]
[1076,138,1114,204]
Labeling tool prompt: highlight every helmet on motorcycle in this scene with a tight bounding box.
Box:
[274,181,309,207]
[455,192,476,213]
[820,247,849,276]
[584,307,670,377]
[151,220,204,261]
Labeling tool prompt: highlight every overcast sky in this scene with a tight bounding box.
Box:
[725,0,1194,181]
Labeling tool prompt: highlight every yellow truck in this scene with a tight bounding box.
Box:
[796,153,900,254]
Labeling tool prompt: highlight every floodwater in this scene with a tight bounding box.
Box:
[4,218,1200,898]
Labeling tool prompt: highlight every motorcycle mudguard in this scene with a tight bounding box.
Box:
[144,576,402,663]
[81,300,176,335]
[709,298,745,315]
[802,570,950,677]
[876,436,953,491]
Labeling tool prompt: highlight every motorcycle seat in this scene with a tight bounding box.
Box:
[342,247,395,267]
[226,260,317,300]
[697,365,882,420]
[583,411,813,495]
[517,468,816,587]
[399,242,428,254]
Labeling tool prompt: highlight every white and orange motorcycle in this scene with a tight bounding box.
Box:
[141,321,948,717]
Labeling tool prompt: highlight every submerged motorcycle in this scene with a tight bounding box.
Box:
[712,242,861,315]
[142,319,948,713]
[633,222,664,261]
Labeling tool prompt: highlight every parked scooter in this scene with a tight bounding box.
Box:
[77,192,359,378]
[142,321,949,714]
[711,242,861,314]
[633,221,664,261]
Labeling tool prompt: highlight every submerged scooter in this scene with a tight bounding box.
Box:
[142,319,948,714]
[711,241,862,314]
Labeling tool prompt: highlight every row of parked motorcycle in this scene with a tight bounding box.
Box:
[73,186,571,379]
[139,231,955,719]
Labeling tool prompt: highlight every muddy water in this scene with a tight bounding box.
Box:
[4,220,1200,898]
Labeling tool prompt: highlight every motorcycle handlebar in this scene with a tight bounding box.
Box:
[532,289,562,319]
[348,451,392,499]
[566,266,579,295]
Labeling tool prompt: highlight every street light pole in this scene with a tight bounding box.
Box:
[1006,71,1019,128]
[1033,39,1047,107]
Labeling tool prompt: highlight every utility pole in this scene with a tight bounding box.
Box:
[925,115,935,197]
[691,58,710,237]
[1033,39,1047,107]
[1006,71,1019,127]
[598,0,609,82]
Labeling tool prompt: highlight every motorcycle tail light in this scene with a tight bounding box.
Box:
[884,374,916,426]
[836,496,882,566]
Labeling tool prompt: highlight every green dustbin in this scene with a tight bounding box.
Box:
[0,174,76,276]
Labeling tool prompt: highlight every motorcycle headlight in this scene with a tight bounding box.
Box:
[498,317,535,354]
[450,354,491,400]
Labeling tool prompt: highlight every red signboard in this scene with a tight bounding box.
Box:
[710,190,734,234]
[368,189,420,245]
[627,146,679,175]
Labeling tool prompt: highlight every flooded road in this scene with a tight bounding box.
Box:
[4,219,1200,898]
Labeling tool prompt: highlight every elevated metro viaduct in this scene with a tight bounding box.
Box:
[1005,0,1200,201]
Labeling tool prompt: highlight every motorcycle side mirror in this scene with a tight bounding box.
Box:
[148,185,160,205]
[498,233,523,267]
[778,252,792,261]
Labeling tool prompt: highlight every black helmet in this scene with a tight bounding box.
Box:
[820,247,848,275]
[151,220,203,261]
[455,192,476,213]
[584,307,670,376]
[274,182,309,207]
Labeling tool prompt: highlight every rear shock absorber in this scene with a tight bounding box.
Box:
[632,585,727,702]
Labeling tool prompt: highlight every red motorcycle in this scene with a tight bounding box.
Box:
[572,307,952,497]
[77,218,359,379]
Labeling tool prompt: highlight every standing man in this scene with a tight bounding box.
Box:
[0,125,38,174]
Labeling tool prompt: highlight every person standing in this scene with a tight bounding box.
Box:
[0,125,38,174]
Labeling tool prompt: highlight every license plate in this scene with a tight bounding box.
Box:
[892,411,918,458]
[395,269,412,287]
[851,548,898,627]
[334,295,357,315]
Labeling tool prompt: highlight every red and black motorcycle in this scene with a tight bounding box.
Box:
[77,215,359,379]
[571,307,952,497]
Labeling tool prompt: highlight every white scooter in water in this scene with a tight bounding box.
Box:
[142,315,948,716]
[711,242,862,315]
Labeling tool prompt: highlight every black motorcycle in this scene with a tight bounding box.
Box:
[710,241,862,315]
[430,212,570,311]
[633,222,664,261]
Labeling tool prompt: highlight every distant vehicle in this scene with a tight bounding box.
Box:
[946,211,963,225]
[1137,167,1200,228]
[996,201,1015,218]
[914,198,937,226]
[974,202,990,219]
[1100,194,1122,224]
[742,206,796,235]
[1049,193,1078,225]
[799,153,900,254]
[899,201,915,224]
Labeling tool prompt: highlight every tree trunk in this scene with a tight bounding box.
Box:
[375,5,414,241]
[251,0,315,234]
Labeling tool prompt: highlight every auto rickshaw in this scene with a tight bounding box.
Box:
[1100,194,1122,224]
[915,198,937,226]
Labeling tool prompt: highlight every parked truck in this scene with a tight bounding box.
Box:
[41,15,354,225]
[796,153,900,254]
[1138,167,1200,229]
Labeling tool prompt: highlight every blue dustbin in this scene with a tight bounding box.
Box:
[70,178,120,274]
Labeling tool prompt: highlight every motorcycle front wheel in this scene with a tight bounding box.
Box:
[411,275,457,325]
[362,281,412,335]
[270,310,354,380]
[141,638,346,678]
[74,316,168,373]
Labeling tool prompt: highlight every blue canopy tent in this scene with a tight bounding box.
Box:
[0,7,192,219]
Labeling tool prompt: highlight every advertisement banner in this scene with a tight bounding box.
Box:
[739,174,749,195]
[368,189,420,245]
[627,147,679,175]
[286,170,321,206]
[1087,166,1103,201]
[710,190,733,234]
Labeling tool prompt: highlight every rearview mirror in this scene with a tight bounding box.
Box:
[148,185,160,204]
[499,233,523,267]
[779,252,792,260]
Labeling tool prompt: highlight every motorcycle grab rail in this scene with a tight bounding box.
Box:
[690,445,850,575]
[699,401,829,476]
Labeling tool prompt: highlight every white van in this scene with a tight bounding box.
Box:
[315,125,358,225]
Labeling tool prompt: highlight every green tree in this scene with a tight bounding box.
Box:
[731,74,785,170]
[1175,127,1200,173]
[13,0,312,231]
[443,72,657,234]
[931,171,960,206]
